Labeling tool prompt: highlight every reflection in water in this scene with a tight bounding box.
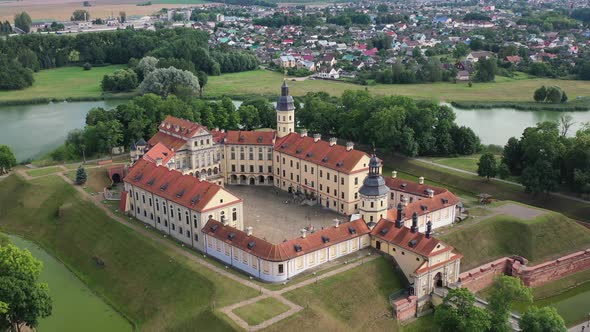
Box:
[0,100,125,161]
[443,103,590,146]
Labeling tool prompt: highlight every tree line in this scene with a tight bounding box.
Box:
[50,94,276,161]
[0,28,258,91]
[296,90,480,157]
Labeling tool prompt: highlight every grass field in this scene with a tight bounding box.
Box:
[479,269,590,326]
[233,297,291,326]
[8,235,132,332]
[376,151,590,222]
[207,70,590,102]
[26,166,63,177]
[0,174,258,331]
[153,0,207,3]
[263,257,433,332]
[0,65,128,102]
[65,167,112,194]
[441,209,590,270]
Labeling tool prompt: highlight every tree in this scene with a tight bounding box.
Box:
[533,86,547,102]
[520,306,567,332]
[75,166,87,185]
[0,244,52,332]
[101,69,138,92]
[545,86,562,104]
[453,42,470,58]
[0,145,17,175]
[521,159,559,194]
[474,57,496,82]
[71,9,90,21]
[497,162,510,179]
[197,71,207,97]
[502,137,523,175]
[560,90,567,103]
[238,105,260,130]
[477,153,497,180]
[0,56,34,90]
[136,56,159,80]
[488,276,532,332]
[139,67,200,97]
[434,287,492,332]
[83,62,92,71]
[14,12,32,33]
[377,4,388,13]
[559,114,574,137]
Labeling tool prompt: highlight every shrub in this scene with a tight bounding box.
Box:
[83,62,92,70]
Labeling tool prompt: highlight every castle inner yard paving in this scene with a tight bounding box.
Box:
[227,185,344,243]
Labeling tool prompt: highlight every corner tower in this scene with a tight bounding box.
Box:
[358,155,389,225]
[276,80,295,138]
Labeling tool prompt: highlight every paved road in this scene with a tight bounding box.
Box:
[569,321,590,332]
[413,157,590,205]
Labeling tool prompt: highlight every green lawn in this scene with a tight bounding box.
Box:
[0,65,130,102]
[377,151,590,222]
[0,175,258,331]
[233,297,290,326]
[428,155,482,173]
[207,70,590,102]
[479,269,590,326]
[441,210,590,270]
[263,257,407,331]
[26,166,63,177]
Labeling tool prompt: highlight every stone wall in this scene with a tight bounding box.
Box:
[458,249,590,292]
[393,296,417,321]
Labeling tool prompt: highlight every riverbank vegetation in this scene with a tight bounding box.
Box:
[0,145,17,175]
[500,121,590,195]
[0,174,257,330]
[0,28,258,91]
[450,99,590,111]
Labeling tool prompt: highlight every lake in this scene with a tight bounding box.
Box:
[0,100,125,162]
[7,235,132,332]
[2,100,590,161]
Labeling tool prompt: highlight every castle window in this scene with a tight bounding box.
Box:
[341,177,344,185]
[194,233,199,242]
[320,170,323,177]
[232,165,236,172]
[354,177,358,185]
[341,192,344,199]
[320,184,323,191]
[304,165,308,172]
[259,166,263,173]
[278,264,284,274]
[311,168,314,175]
[354,193,358,199]
[327,173,330,180]
[371,202,374,208]
[250,165,254,173]
[241,165,245,172]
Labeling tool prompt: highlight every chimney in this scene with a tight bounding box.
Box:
[333,219,340,228]
[156,158,163,166]
[419,176,425,185]
[246,226,253,236]
[402,196,409,207]
[346,141,354,151]
[395,203,403,228]
[392,170,397,178]
[313,133,321,142]
[425,221,432,239]
[300,228,307,238]
[198,172,207,181]
[300,129,308,137]
[426,189,434,198]
[329,137,337,146]
[411,212,418,233]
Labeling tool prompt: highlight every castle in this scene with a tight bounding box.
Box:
[120,81,462,313]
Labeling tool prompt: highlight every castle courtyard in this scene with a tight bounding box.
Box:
[227,185,344,243]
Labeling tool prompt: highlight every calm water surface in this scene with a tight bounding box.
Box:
[0,100,125,162]
[1,100,590,161]
[7,235,132,332]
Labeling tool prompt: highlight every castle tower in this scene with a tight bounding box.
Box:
[358,155,389,225]
[276,80,295,138]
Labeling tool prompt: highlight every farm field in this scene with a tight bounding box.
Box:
[207,69,590,102]
[0,65,130,102]
[0,0,194,21]
[0,174,258,331]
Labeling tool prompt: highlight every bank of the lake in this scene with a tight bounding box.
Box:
[0,100,127,162]
[451,99,590,112]
[6,234,133,332]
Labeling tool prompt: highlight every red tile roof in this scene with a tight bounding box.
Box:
[202,218,370,262]
[384,177,447,197]
[370,219,452,257]
[224,130,275,145]
[387,191,460,222]
[142,142,175,165]
[124,159,240,212]
[274,133,369,174]
[158,115,208,139]
[148,131,187,151]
